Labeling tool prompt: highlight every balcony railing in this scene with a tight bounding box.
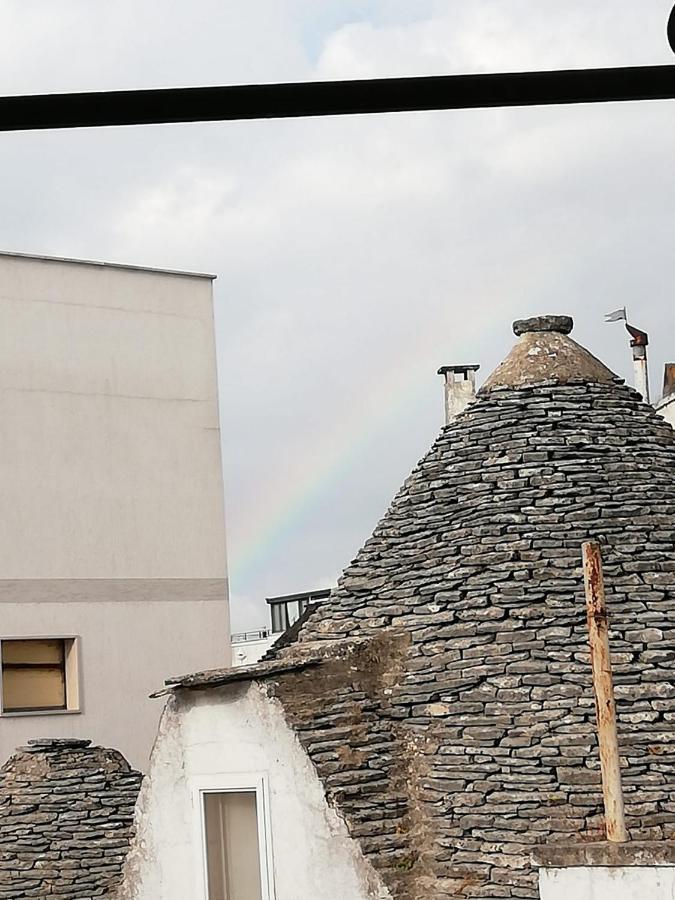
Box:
[231,628,272,644]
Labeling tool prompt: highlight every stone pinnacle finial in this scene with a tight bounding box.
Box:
[513,315,573,337]
[481,314,616,392]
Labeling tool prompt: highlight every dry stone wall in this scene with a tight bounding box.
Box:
[0,738,142,899]
[276,379,675,899]
[270,634,416,893]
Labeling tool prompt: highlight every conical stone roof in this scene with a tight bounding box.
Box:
[271,316,675,900]
[482,314,616,391]
[0,738,142,899]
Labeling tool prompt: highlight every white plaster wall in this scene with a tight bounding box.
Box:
[119,684,392,900]
[0,252,226,579]
[539,866,675,900]
[656,396,675,430]
[0,598,229,771]
[231,635,277,667]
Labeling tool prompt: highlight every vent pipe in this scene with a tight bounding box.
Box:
[437,365,480,424]
[626,323,650,403]
[605,310,651,403]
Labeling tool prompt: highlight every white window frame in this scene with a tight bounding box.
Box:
[0,634,82,717]
[192,773,276,900]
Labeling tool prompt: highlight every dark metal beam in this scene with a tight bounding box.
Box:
[2,65,675,132]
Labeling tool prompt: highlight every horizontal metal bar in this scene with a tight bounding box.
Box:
[231,629,272,644]
[265,589,331,605]
[2,65,675,132]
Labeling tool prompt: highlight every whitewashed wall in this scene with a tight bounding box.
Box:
[118,683,391,900]
[539,866,675,899]
[656,396,675,429]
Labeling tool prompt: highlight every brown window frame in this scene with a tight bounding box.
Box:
[0,637,79,715]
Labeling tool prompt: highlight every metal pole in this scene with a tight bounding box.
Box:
[582,541,629,843]
[1,65,675,132]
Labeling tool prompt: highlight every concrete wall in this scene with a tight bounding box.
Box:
[118,683,391,900]
[539,866,675,899]
[0,594,228,770]
[0,252,226,578]
[0,252,230,769]
[231,635,277,667]
[656,395,675,429]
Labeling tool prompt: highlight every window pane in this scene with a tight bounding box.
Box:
[3,666,66,711]
[270,604,287,634]
[204,791,262,900]
[2,639,65,665]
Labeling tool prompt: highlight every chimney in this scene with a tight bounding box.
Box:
[605,311,652,403]
[437,365,480,424]
[663,364,675,401]
[625,323,650,403]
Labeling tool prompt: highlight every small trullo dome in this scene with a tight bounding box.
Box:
[0,739,142,899]
[271,314,675,900]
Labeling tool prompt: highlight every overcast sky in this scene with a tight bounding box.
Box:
[2,1,675,630]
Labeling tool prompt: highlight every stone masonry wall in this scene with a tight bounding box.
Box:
[275,380,675,899]
[0,738,142,899]
[270,634,417,895]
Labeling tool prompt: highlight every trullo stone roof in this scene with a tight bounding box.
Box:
[0,738,142,899]
[266,315,675,900]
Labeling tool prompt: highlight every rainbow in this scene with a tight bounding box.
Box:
[228,307,491,593]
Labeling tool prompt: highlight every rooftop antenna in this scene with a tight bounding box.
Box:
[605,307,650,403]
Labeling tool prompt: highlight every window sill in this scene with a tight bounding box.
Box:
[1,708,81,718]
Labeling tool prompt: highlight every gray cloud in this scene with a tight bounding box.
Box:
[0,1,674,630]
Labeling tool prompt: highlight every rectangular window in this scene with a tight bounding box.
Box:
[285,600,300,625]
[204,791,262,900]
[1,638,79,714]
[270,603,288,635]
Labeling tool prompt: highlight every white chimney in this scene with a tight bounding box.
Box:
[437,365,480,424]
[605,312,651,403]
[626,323,650,403]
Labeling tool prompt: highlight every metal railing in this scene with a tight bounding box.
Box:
[231,629,272,644]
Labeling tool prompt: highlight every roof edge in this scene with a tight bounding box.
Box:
[533,841,675,868]
[0,249,216,280]
[152,657,323,697]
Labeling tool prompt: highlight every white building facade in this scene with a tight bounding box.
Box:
[117,678,390,900]
[0,251,230,769]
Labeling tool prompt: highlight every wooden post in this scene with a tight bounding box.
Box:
[582,540,629,843]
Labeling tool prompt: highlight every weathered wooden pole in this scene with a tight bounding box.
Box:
[582,540,629,843]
